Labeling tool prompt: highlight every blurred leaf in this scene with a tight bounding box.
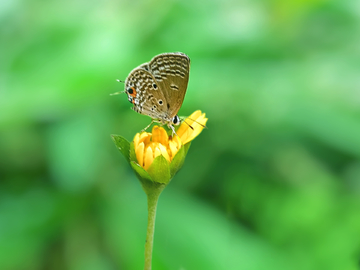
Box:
[111,134,130,163]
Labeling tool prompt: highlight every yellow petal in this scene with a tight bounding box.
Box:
[144,146,154,170]
[154,146,161,159]
[178,111,207,145]
[173,135,182,149]
[159,127,169,145]
[151,126,168,145]
[178,129,191,145]
[142,133,152,145]
[183,113,208,144]
[187,110,202,124]
[176,122,189,140]
[169,140,179,159]
[177,110,202,138]
[141,132,150,142]
[134,131,151,147]
[199,112,208,125]
[159,143,170,162]
[135,142,145,167]
[150,125,160,142]
[134,133,140,147]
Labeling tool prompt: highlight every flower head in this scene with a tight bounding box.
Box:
[133,127,182,170]
[134,110,208,171]
[112,110,207,185]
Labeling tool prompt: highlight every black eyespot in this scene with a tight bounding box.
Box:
[127,88,133,94]
[158,100,163,105]
[153,83,157,89]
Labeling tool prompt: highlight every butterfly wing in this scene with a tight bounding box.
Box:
[147,53,190,118]
[125,67,169,120]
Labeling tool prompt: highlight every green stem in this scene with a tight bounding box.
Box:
[144,184,165,270]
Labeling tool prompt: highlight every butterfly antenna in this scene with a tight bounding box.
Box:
[183,119,194,130]
[186,117,207,129]
[179,116,206,130]
[110,91,125,96]
[110,79,126,95]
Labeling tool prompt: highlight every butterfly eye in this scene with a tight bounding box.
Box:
[172,115,180,125]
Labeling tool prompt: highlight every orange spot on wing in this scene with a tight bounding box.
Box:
[130,87,137,97]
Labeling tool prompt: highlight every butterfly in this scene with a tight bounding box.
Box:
[121,52,190,134]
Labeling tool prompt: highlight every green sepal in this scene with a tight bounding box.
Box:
[147,155,171,184]
[111,135,130,163]
[169,142,191,178]
[183,141,191,156]
[130,161,153,183]
[129,141,137,163]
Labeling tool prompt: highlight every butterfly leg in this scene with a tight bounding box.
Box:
[142,120,155,132]
[168,124,179,137]
[142,119,162,132]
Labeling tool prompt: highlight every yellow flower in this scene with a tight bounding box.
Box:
[134,110,208,170]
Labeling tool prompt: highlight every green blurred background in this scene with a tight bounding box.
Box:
[1,0,360,269]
